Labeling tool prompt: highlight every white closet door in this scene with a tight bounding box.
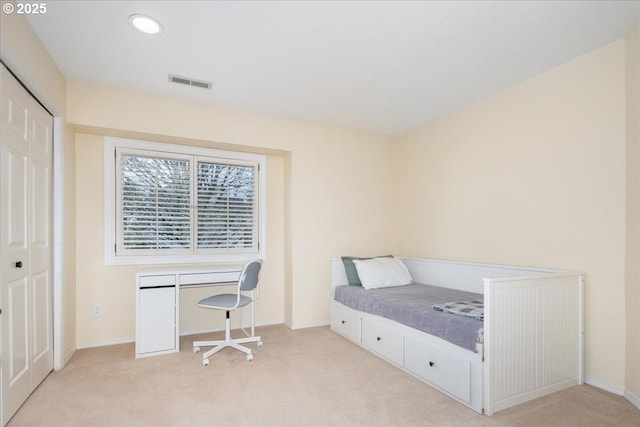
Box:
[1,65,32,424]
[1,65,53,425]
[28,91,54,388]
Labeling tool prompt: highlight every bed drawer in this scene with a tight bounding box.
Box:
[330,303,361,343]
[361,316,403,365]
[404,335,471,404]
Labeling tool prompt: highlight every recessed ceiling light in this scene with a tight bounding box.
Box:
[129,14,163,35]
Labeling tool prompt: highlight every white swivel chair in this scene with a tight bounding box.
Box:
[193,260,263,366]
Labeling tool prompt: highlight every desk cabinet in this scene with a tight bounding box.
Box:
[136,274,179,358]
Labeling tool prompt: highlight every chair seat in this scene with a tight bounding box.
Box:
[198,294,252,310]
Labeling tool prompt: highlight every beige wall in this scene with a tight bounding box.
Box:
[625,22,640,403]
[0,2,76,364]
[68,83,396,344]
[394,41,628,389]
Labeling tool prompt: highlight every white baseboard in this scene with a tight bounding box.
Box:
[584,376,640,410]
[584,375,624,395]
[180,320,283,337]
[180,327,224,336]
[76,321,286,349]
[290,320,330,330]
[76,336,135,350]
[63,346,76,367]
[624,390,640,410]
[74,321,311,350]
[183,319,329,337]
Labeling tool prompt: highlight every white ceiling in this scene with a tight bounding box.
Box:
[26,1,640,135]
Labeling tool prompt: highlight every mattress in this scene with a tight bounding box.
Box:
[334,283,483,352]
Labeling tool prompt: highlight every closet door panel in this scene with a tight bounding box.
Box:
[1,66,33,424]
[4,80,28,141]
[7,278,29,379]
[28,95,54,389]
[7,147,28,250]
[31,271,51,363]
[1,64,54,425]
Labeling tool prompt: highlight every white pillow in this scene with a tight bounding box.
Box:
[352,257,413,289]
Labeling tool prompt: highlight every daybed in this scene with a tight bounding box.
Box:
[330,256,584,415]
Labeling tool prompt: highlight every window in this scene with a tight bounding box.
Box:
[105,137,266,265]
[119,151,191,253]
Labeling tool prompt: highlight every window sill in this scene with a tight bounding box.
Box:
[104,252,264,266]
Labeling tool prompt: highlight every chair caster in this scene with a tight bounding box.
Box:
[247,353,254,362]
[193,346,200,353]
[257,341,263,348]
[203,358,209,366]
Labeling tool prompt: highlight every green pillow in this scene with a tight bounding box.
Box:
[341,255,393,286]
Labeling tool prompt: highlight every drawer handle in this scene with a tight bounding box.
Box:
[376,337,382,341]
[429,361,435,367]
[341,320,346,324]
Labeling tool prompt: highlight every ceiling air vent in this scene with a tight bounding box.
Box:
[168,74,212,90]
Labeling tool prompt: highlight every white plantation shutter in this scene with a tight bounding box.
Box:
[196,159,257,252]
[118,151,191,254]
[112,143,262,262]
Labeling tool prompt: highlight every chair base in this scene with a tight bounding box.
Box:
[193,317,262,366]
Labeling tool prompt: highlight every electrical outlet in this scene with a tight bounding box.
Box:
[92,304,103,317]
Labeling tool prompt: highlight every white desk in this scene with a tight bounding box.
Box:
[135,266,243,358]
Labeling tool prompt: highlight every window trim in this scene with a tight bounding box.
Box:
[104,136,266,265]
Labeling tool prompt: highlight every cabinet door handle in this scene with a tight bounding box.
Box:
[341,320,346,324]
[429,361,435,367]
[376,336,382,341]
[15,261,22,269]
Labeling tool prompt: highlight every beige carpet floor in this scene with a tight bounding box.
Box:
[7,324,640,427]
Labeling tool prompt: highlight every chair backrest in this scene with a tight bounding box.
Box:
[239,260,262,292]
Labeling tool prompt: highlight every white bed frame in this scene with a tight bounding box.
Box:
[330,257,584,415]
